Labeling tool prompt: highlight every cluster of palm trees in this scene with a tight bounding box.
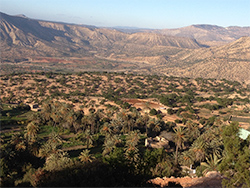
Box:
[28,100,225,174]
[2,98,250,187]
[173,122,223,172]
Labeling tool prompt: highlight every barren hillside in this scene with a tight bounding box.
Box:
[152,24,250,46]
[1,12,249,83]
[0,12,201,59]
[156,36,250,84]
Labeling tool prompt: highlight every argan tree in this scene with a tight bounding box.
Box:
[218,122,250,188]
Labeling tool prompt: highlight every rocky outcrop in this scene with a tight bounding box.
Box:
[148,171,223,188]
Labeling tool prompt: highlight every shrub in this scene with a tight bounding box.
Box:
[175,119,182,124]
[149,108,157,116]
[167,108,175,115]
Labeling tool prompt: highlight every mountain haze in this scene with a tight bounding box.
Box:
[152,24,250,45]
[0,12,249,83]
[0,12,201,58]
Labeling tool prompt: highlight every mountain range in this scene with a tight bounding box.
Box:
[0,12,249,83]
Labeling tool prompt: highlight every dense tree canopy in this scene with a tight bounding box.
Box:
[1,72,250,187]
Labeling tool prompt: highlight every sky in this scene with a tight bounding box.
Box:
[0,0,249,29]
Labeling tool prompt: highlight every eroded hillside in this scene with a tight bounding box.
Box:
[155,36,250,84]
[1,12,249,83]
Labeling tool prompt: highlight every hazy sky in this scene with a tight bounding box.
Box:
[0,0,249,29]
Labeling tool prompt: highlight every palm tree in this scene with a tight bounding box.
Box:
[180,150,194,167]
[201,152,222,176]
[141,114,150,135]
[45,151,72,171]
[195,128,223,159]
[102,137,116,156]
[25,121,39,143]
[15,140,26,151]
[135,114,146,129]
[0,102,3,112]
[146,118,156,135]
[112,134,122,145]
[173,126,187,164]
[101,122,113,137]
[190,137,207,164]
[28,112,44,125]
[78,149,95,164]
[152,119,162,133]
[49,131,63,144]
[51,112,62,127]
[127,118,135,132]
[38,132,63,158]
[208,137,222,157]
[88,113,99,134]
[116,110,131,134]
[39,142,54,158]
[65,111,76,129]
[185,121,200,142]
[126,130,140,149]
[41,100,53,121]
[125,130,140,163]
[84,130,93,149]
[204,128,223,157]
[81,115,89,132]
[130,108,140,120]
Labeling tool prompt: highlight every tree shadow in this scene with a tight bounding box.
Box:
[32,160,154,187]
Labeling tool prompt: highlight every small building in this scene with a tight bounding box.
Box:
[145,136,169,149]
[239,128,250,140]
[181,166,196,177]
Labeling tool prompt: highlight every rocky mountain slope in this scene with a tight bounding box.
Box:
[155,36,250,84]
[1,12,249,83]
[0,12,201,59]
[152,24,250,46]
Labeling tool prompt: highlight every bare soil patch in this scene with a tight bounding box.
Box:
[148,171,223,188]
[123,98,168,111]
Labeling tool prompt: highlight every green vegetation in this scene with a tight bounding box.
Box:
[1,72,250,187]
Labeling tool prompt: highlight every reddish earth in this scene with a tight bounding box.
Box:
[123,98,187,124]
[148,171,223,188]
[123,98,167,110]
